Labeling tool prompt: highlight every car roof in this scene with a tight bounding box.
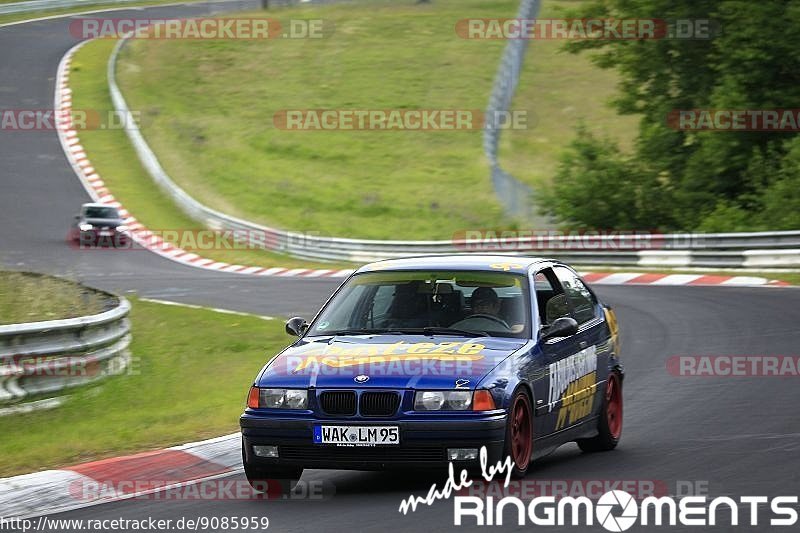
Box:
[356,255,556,275]
[81,203,117,209]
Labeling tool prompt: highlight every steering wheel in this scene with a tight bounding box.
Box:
[461,313,510,329]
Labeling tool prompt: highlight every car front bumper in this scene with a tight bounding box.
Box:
[76,229,130,246]
[240,413,507,471]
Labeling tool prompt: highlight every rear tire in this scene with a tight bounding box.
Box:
[577,371,622,452]
[502,388,534,478]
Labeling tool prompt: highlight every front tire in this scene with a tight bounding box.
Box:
[502,389,534,478]
[577,371,623,452]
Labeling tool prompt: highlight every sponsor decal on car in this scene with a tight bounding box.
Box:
[291,341,487,372]
[547,347,598,428]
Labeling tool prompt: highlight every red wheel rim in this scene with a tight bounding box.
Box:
[605,373,623,439]
[509,394,532,470]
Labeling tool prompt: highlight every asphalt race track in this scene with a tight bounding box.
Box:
[43,285,800,532]
[1,3,800,532]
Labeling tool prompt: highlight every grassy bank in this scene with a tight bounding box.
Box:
[0,298,289,477]
[110,0,634,238]
[0,271,108,325]
[70,39,350,270]
[114,0,516,239]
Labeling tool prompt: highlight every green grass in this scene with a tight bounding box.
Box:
[114,0,522,239]
[0,271,107,325]
[0,298,290,477]
[71,39,353,270]
[71,0,635,245]
[110,0,635,239]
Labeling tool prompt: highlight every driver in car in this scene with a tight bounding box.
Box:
[450,287,511,332]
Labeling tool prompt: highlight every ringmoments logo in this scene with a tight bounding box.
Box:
[452,491,799,529]
[397,449,798,530]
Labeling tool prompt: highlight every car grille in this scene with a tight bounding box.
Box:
[279,445,445,463]
[319,391,356,416]
[359,391,400,417]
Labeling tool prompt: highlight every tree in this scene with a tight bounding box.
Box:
[545,0,800,231]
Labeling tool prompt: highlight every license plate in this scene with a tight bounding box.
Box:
[313,425,399,446]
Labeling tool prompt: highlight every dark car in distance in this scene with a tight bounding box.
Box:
[69,203,130,247]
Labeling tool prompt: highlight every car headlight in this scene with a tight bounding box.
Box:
[247,387,307,409]
[79,223,93,231]
[414,390,473,411]
[116,225,129,232]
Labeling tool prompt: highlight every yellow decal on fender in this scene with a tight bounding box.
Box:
[604,307,621,354]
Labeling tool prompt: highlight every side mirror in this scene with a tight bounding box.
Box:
[541,317,579,340]
[285,317,308,337]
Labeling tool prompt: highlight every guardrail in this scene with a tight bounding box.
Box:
[0,291,131,411]
[483,0,539,222]
[105,12,800,268]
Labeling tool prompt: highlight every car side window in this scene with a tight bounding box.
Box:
[533,270,569,325]
[553,266,596,324]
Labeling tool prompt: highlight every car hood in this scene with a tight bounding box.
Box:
[256,334,528,390]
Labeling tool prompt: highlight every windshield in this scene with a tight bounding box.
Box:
[83,206,120,219]
[306,270,531,339]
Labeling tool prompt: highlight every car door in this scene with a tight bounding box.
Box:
[530,267,587,436]
[550,265,606,430]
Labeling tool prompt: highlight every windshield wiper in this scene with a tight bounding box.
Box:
[423,327,488,337]
[383,327,487,338]
[321,328,388,336]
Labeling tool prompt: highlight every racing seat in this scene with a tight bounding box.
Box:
[544,293,570,325]
[386,282,430,328]
[432,283,464,326]
[500,296,525,327]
